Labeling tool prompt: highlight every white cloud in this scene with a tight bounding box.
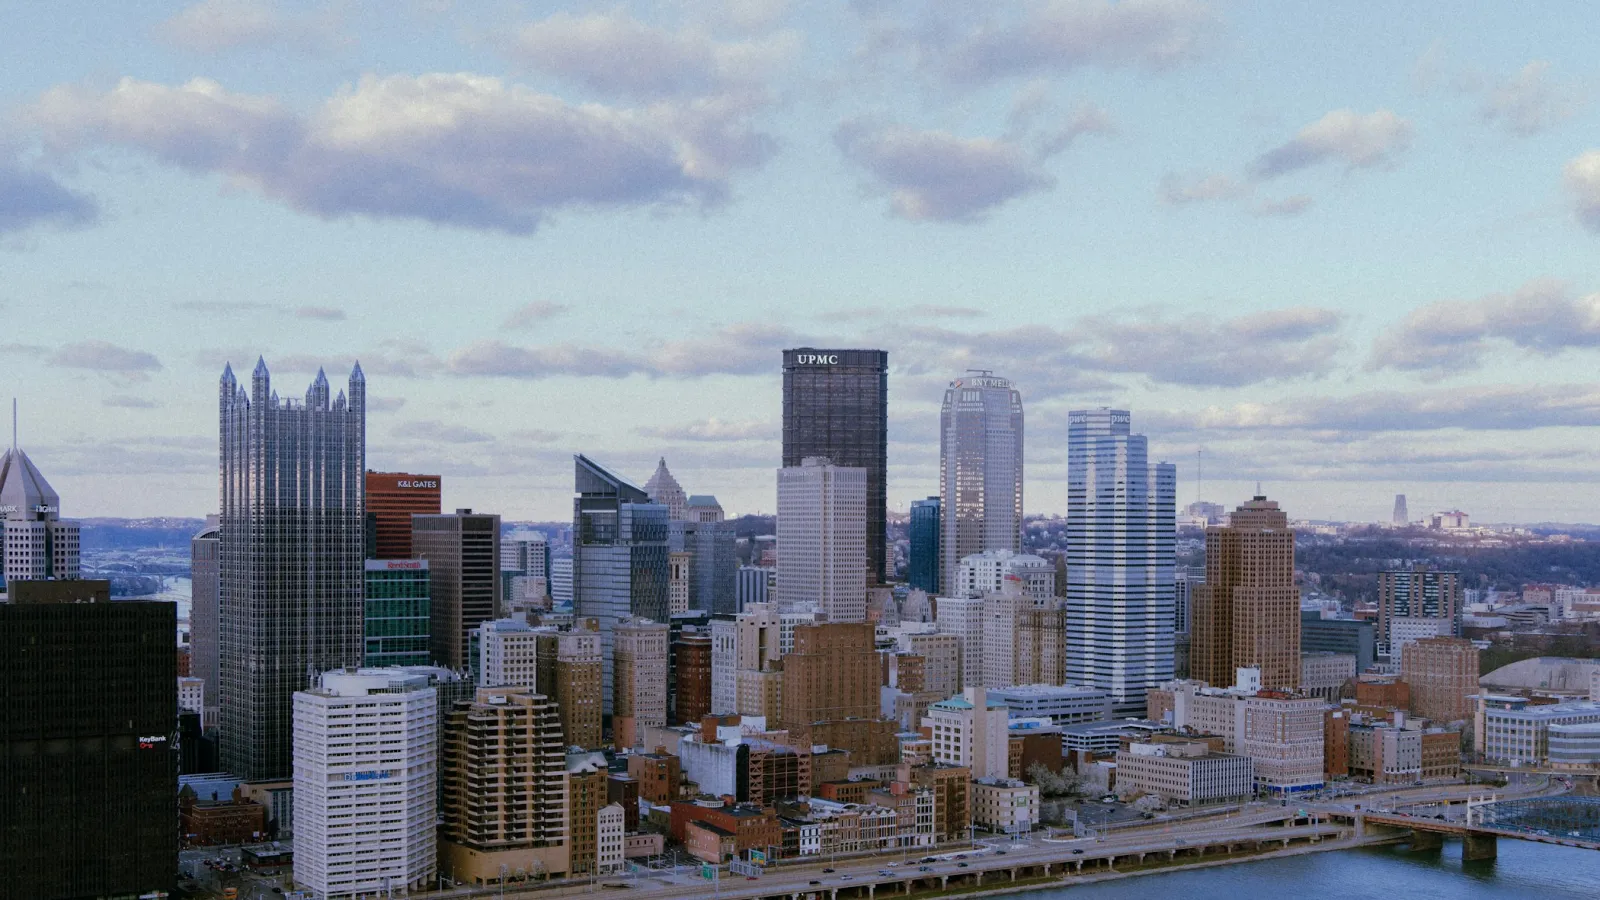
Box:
[937,0,1217,83]
[502,302,569,329]
[1479,61,1582,136]
[294,305,345,321]
[502,10,798,99]
[1566,150,1600,234]
[0,161,97,234]
[1159,171,1244,205]
[157,0,341,54]
[1251,109,1413,178]
[48,340,163,378]
[835,120,1054,222]
[392,419,496,444]
[1370,278,1600,373]
[29,73,773,233]
[636,418,778,441]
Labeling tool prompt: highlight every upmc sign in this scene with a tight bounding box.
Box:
[795,354,838,365]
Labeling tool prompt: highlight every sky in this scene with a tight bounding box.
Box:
[4,1,1600,524]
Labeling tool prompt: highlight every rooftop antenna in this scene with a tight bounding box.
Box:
[11,398,15,451]
[1196,448,1202,504]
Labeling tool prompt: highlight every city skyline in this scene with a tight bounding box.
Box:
[3,4,1600,524]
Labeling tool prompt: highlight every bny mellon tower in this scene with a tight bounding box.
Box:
[218,359,367,781]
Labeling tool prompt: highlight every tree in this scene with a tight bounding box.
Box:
[1027,762,1083,798]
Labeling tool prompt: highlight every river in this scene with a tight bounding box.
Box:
[1034,840,1600,899]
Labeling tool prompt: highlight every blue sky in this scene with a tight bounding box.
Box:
[4,1,1600,523]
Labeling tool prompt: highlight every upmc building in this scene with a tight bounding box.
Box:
[782,348,889,582]
[365,471,443,559]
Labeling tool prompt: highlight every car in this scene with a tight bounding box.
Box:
[841,875,854,881]
[823,868,835,873]
[809,881,822,886]
[747,876,759,881]
[918,866,932,872]
[920,857,935,863]
[887,862,900,867]
[880,871,894,877]
[1100,798,1116,804]
[993,851,1006,856]
[955,854,967,859]
[1071,850,1084,855]
[956,864,969,869]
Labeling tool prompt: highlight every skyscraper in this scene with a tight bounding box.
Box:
[0,595,177,900]
[0,442,80,587]
[364,471,442,560]
[1392,494,1408,527]
[219,360,366,782]
[907,497,941,594]
[1191,496,1299,691]
[1377,567,1462,654]
[612,617,669,748]
[1064,408,1176,717]
[776,457,868,622]
[413,509,502,671]
[293,669,437,897]
[782,348,889,582]
[939,372,1024,594]
[191,516,221,724]
[572,455,669,708]
[643,457,688,521]
[364,559,432,667]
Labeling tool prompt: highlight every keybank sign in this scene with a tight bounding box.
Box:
[795,354,839,365]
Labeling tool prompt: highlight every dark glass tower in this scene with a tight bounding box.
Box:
[572,455,669,710]
[781,348,889,582]
[907,496,941,594]
[218,359,366,782]
[0,596,177,900]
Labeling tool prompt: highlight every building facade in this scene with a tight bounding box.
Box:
[573,455,670,709]
[364,559,431,667]
[782,348,889,582]
[939,373,1024,594]
[292,669,437,899]
[364,471,441,560]
[440,687,570,883]
[1115,741,1253,807]
[1300,613,1376,673]
[191,517,221,721]
[987,684,1111,725]
[219,360,366,782]
[956,549,1055,600]
[1401,636,1478,723]
[1377,567,1461,654]
[777,457,868,622]
[413,509,501,672]
[1064,408,1176,716]
[0,597,177,900]
[925,687,1010,780]
[0,445,80,588]
[613,617,670,749]
[1192,496,1299,691]
[907,497,941,594]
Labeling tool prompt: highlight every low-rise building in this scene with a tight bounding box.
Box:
[1479,697,1600,766]
[1114,741,1253,807]
[1549,722,1600,769]
[1300,653,1355,704]
[970,778,1040,833]
[180,785,268,846]
[987,684,1112,725]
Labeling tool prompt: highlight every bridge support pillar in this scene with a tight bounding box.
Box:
[1073,860,1083,873]
[940,876,948,890]
[1462,832,1498,862]
[1009,868,1016,882]
[1408,830,1444,852]
[868,883,875,898]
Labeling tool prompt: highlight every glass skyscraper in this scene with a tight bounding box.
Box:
[364,559,432,667]
[782,348,889,582]
[572,455,669,710]
[1064,408,1175,717]
[218,359,367,782]
[938,372,1023,593]
[907,496,941,594]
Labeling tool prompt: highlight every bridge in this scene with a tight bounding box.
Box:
[1356,796,1600,861]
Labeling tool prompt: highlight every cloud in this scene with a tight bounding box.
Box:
[1566,150,1600,233]
[501,10,798,99]
[367,397,406,412]
[391,419,495,444]
[935,0,1217,83]
[1479,61,1582,136]
[48,340,163,378]
[891,305,1344,389]
[1037,101,1117,156]
[1159,171,1244,205]
[1251,194,1313,217]
[157,0,341,54]
[1164,383,1600,434]
[102,395,159,409]
[1250,109,1413,179]
[835,119,1054,221]
[295,305,345,321]
[1369,278,1600,373]
[447,323,798,380]
[908,305,985,318]
[636,418,778,441]
[28,73,773,234]
[0,162,97,234]
[502,301,569,329]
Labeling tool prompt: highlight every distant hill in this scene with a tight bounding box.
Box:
[78,518,208,551]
